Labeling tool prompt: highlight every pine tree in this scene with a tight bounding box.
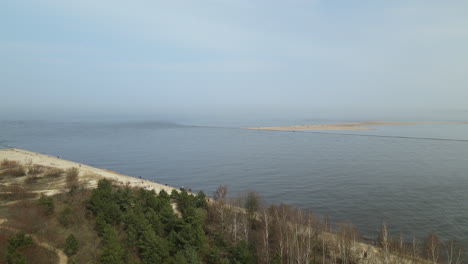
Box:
[64,234,79,257]
[100,226,126,264]
[138,226,169,264]
[6,231,33,264]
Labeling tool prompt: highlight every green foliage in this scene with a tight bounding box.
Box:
[100,226,126,264]
[230,240,256,264]
[58,207,73,227]
[6,231,33,264]
[87,179,122,227]
[138,227,169,263]
[64,234,79,256]
[195,191,208,209]
[244,191,260,227]
[86,179,220,263]
[38,194,54,215]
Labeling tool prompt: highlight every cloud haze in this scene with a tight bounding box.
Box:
[1,0,468,120]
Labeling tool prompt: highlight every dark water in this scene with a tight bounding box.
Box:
[1,120,468,246]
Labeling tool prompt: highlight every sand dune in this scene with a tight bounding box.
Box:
[0,148,178,195]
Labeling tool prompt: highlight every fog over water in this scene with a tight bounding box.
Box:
[2,0,468,257]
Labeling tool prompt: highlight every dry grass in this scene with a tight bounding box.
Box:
[24,176,41,185]
[0,159,19,169]
[44,168,65,178]
[0,165,26,177]
[28,164,47,175]
[0,184,37,201]
[66,168,79,181]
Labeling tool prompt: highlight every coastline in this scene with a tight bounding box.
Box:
[0,148,178,195]
[0,148,431,263]
[244,121,468,131]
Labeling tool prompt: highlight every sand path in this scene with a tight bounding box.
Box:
[0,218,68,264]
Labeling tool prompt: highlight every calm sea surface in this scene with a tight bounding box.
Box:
[1,120,468,246]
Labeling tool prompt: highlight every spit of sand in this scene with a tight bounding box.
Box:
[245,121,468,131]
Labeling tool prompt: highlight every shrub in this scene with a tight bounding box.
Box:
[24,176,40,185]
[1,166,26,177]
[64,234,79,256]
[9,200,48,233]
[44,168,64,178]
[66,167,79,188]
[59,207,73,227]
[28,164,46,175]
[6,231,33,264]
[3,184,35,200]
[1,159,19,169]
[38,194,54,215]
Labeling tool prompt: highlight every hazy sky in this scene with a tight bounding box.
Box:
[1,0,468,120]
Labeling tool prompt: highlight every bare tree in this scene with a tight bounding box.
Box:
[426,232,440,264]
[412,235,421,259]
[260,208,271,264]
[378,223,390,264]
[210,185,230,238]
[338,222,358,264]
[229,197,242,243]
[272,204,290,263]
[213,185,228,201]
[445,240,464,264]
[243,190,261,229]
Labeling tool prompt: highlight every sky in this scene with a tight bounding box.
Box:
[1,0,468,121]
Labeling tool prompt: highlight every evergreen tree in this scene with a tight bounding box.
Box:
[100,226,125,264]
[64,234,79,257]
[138,227,169,264]
[230,240,256,264]
[6,231,33,264]
[38,194,54,215]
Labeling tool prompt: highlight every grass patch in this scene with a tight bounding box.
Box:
[0,165,26,177]
[0,159,19,169]
[28,164,46,175]
[0,184,37,201]
[44,168,64,178]
[24,176,41,185]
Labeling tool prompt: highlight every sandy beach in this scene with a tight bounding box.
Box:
[245,121,468,131]
[0,148,178,195]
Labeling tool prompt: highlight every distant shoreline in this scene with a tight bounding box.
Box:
[244,121,468,131]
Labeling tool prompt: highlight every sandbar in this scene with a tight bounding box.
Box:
[245,121,468,131]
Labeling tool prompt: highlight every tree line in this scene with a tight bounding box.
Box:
[2,179,465,264]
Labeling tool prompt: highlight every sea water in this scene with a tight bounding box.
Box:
[1,119,468,246]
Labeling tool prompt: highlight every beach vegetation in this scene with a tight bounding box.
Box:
[64,234,79,257]
[38,194,54,215]
[44,168,64,178]
[27,164,46,175]
[0,169,464,264]
[0,165,26,177]
[0,159,19,169]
